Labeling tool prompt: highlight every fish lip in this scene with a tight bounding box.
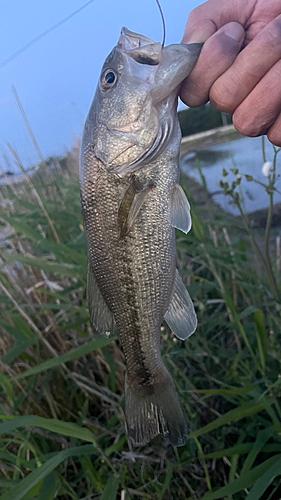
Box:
[118,27,162,66]
[118,27,156,50]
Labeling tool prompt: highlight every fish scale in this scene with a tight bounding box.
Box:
[80,27,202,446]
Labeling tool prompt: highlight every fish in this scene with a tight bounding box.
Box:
[79,27,201,446]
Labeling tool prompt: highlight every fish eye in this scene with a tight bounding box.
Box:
[105,71,115,84]
[101,69,117,91]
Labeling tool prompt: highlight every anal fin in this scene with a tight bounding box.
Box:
[164,269,197,340]
[87,262,116,337]
[170,184,192,234]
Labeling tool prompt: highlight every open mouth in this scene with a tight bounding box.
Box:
[118,27,156,50]
[118,27,162,66]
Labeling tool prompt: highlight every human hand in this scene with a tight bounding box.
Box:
[180,0,281,146]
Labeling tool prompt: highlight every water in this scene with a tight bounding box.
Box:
[181,136,281,215]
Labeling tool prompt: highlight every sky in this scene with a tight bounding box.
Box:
[0,0,202,171]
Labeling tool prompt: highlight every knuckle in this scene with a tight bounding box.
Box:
[188,5,205,25]
[268,127,281,147]
[269,60,281,81]
[181,79,209,107]
[233,108,266,137]
[261,18,281,50]
[186,5,215,35]
[209,80,236,113]
[184,94,208,107]
[233,117,259,137]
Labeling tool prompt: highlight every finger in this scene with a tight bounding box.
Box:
[233,59,281,137]
[182,0,256,44]
[180,22,245,107]
[182,8,216,44]
[210,15,281,114]
[267,112,281,146]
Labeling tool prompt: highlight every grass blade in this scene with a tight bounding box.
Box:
[37,473,58,500]
[191,210,204,240]
[241,426,275,475]
[0,445,96,500]
[254,310,267,373]
[14,336,116,381]
[189,401,267,439]
[100,474,120,500]
[201,455,281,499]
[1,254,82,278]
[206,443,281,459]
[0,214,43,242]
[160,460,173,499]
[246,456,281,500]
[0,416,98,445]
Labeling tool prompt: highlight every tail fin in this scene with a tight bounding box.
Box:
[125,376,188,446]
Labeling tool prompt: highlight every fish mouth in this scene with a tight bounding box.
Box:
[118,27,156,50]
[118,27,162,66]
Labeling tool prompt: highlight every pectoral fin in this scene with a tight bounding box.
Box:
[164,269,197,340]
[87,262,116,337]
[118,177,154,237]
[170,184,192,234]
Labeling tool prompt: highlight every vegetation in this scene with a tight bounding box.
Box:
[178,104,232,137]
[0,141,281,500]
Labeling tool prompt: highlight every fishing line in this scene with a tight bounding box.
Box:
[155,0,166,47]
[0,0,95,70]
[1,0,166,69]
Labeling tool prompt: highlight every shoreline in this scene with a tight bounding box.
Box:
[180,126,281,232]
[180,124,243,158]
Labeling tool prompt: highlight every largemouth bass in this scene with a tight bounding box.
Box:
[80,27,201,446]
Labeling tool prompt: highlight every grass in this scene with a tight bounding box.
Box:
[0,141,281,500]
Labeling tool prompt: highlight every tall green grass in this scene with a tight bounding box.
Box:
[0,143,281,500]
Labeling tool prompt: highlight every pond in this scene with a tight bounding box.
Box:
[181,136,281,216]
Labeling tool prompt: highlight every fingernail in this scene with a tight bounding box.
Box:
[224,23,244,42]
